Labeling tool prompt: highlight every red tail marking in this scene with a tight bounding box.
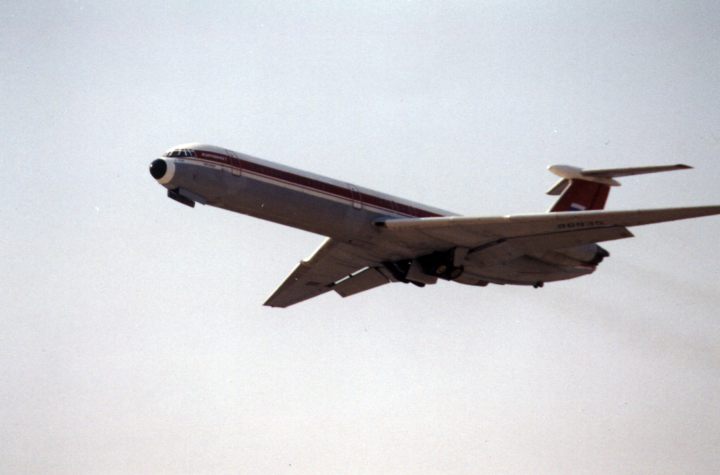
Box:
[551,180,610,212]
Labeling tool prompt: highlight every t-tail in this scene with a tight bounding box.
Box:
[546,164,692,212]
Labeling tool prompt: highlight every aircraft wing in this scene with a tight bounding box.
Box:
[376,206,720,252]
[264,238,393,308]
[266,206,720,307]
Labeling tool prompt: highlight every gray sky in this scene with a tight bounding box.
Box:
[2,1,720,473]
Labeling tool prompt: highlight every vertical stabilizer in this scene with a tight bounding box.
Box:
[546,164,691,212]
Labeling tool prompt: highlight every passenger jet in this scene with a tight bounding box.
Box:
[149,144,720,307]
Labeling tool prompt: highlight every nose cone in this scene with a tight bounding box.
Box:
[149,159,167,179]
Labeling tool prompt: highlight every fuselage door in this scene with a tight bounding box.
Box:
[349,185,362,209]
[228,151,241,176]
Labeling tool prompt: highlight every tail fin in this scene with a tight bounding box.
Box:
[547,164,692,212]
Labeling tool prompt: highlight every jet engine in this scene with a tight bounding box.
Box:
[417,250,465,280]
[383,248,467,287]
[549,244,610,266]
[149,158,175,185]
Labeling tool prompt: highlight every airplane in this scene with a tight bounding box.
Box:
[149,143,720,307]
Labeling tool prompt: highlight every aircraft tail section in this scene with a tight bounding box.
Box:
[546,164,692,212]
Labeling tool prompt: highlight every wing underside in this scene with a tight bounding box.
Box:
[266,205,720,307]
[263,238,393,308]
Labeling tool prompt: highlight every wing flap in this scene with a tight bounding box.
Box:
[469,226,633,266]
[333,267,391,298]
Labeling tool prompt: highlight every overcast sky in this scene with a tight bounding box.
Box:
[2,1,720,473]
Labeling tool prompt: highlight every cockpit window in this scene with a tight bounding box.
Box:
[164,149,195,158]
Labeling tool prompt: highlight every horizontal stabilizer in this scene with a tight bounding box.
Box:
[582,164,692,178]
[547,164,692,194]
[546,163,694,212]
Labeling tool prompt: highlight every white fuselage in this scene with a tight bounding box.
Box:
[150,143,602,287]
[154,144,452,239]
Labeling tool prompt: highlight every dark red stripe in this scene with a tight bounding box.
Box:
[194,150,443,218]
[550,180,609,212]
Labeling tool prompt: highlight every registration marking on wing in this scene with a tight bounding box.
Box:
[557,220,606,229]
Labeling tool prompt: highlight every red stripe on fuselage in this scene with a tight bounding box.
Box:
[190,150,443,218]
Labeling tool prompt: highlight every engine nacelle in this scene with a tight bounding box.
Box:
[149,158,176,185]
[383,260,435,287]
[551,244,610,266]
[383,248,466,287]
[417,250,465,280]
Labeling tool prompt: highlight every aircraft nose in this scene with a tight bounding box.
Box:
[149,159,167,180]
